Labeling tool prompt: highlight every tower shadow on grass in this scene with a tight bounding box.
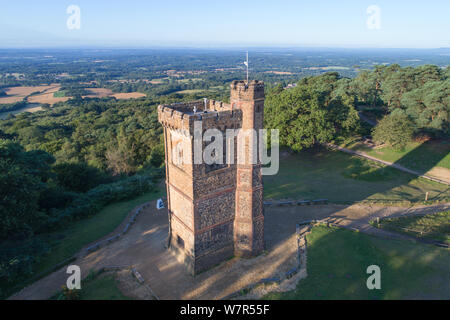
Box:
[353,140,449,202]
[264,141,449,204]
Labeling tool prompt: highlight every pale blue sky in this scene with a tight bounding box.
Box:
[0,0,449,48]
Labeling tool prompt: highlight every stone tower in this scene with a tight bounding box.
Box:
[230,80,265,257]
[158,80,264,275]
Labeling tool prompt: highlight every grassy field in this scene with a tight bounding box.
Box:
[79,273,132,300]
[376,212,450,244]
[34,189,164,275]
[265,225,450,300]
[343,139,450,172]
[53,90,67,98]
[176,89,207,94]
[51,270,133,300]
[263,148,450,203]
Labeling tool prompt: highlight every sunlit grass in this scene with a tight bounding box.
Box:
[377,212,450,244]
[346,139,450,171]
[264,225,450,300]
[263,148,449,203]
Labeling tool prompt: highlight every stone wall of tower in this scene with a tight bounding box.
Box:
[230,80,265,257]
[158,103,244,274]
[191,109,242,273]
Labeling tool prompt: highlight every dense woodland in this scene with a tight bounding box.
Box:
[265,64,449,151]
[0,49,449,298]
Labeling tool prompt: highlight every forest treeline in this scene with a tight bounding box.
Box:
[265,64,449,151]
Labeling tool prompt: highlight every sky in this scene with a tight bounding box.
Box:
[0,0,449,48]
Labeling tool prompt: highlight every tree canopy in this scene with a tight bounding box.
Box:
[265,73,360,151]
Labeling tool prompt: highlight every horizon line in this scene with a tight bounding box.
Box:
[0,45,449,51]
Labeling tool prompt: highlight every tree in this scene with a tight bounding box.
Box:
[106,127,138,175]
[0,140,54,239]
[401,80,449,136]
[53,162,108,192]
[372,112,415,150]
[265,77,359,151]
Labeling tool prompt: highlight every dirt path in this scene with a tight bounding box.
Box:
[9,201,450,300]
[326,143,450,185]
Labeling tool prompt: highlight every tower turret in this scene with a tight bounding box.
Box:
[230,80,265,257]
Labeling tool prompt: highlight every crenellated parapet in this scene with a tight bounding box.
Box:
[230,80,265,101]
[208,99,232,111]
[158,100,242,136]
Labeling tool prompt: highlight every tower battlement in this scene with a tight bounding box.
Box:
[158,99,242,135]
[230,80,265,101]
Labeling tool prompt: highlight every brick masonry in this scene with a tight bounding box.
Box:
[158,80,265,274]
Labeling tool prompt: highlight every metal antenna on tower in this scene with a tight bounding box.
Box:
[244,51,249,84]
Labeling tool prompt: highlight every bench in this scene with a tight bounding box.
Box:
[312,199,328,205]
[278,201,294,206]
[286,268,298,279]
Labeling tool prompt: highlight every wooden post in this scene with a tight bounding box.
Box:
[425,192,429,201]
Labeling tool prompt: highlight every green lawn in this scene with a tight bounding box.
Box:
[35,189,164,275]
[80,273,132,300]
[265,225,450,300]
[51,270,133,300]
[263,148,450,203]
[344,139,450,172]
[176,89,208,94]
[376,212,450,244]
[53,90,67,98]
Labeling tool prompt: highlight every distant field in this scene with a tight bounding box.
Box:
[264,71,294,75]
[0,103,43,120]
[0,86,147,107]
[112,92,146,99]
[28,86,69,105]
[176,89,207,94]
[83,88,146,100]
[0,85,57,104]
[264,225,450,299]
[84,88,114,98]
[263,148,450,203]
